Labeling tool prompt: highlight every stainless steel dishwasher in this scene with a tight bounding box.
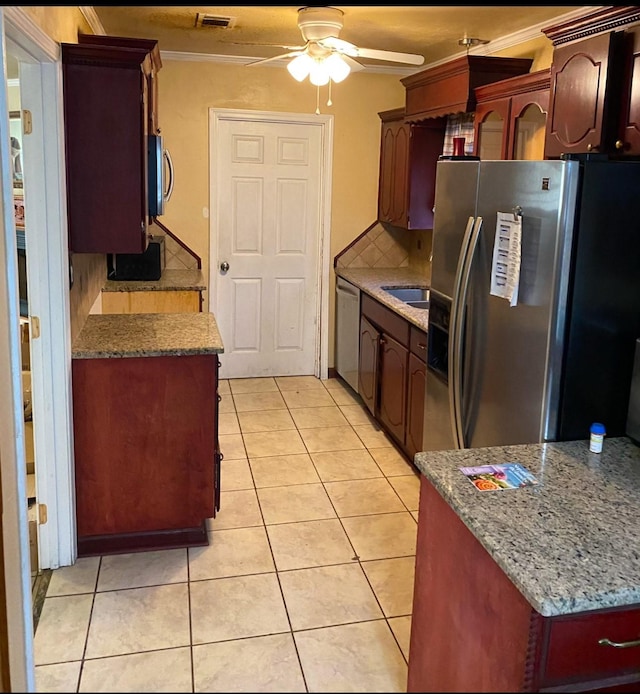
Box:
[335,276,361,392]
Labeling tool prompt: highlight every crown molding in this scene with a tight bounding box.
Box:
[2,6,59,59]
[79,6,106,35]
[418,5,601,72]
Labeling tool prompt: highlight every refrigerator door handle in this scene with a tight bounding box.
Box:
[449,215,476,448]
[450,215,483,448]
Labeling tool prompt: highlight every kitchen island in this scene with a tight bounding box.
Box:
[409,437,640,692]
[72,312,224,556]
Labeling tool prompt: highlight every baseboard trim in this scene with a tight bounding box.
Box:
[77,522,208,557]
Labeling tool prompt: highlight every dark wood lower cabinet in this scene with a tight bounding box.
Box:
[358,293,427,461]
[358,314,379,417]
[409,477,640,692]
[378,333,408,443]
[72,353,219,556]
[405,351,426,460]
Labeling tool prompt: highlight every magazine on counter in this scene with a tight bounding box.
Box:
[459,463,539,492]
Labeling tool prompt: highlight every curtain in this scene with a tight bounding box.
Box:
[442,113,475,156]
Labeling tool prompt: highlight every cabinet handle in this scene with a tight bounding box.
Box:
[615,139,625,150]
[417,342,427,350]
[598,637,640,649]
[586,143,599,152]
[379,336,386,345]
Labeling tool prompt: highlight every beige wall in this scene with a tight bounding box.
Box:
[157,59,405,368]
[20,7,555,366]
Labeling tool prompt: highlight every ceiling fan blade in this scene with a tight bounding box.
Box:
[245,51,303,67]
[231,42,307,51]
[341,55,365,73]
[353,47,425,66]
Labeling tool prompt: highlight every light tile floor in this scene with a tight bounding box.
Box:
[34,376,420,693]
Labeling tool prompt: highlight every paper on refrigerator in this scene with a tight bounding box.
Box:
[490,212,522,306]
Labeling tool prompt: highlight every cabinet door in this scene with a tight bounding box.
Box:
[358,315,379,416]
[378,333,408,445]
[620,26,640,155]
[405,351,426,460]
[62,41,158,254]
[72,354,216,554]
[509,93,548,160]
[378,118,410,227]
[545,32,617,157]
[474,97,510,159]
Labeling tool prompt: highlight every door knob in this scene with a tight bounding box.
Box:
[220,261,230,273]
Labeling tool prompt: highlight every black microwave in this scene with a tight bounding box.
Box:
[148,134,174,217]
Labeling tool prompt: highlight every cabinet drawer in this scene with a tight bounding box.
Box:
[542,607,640,686]
[361,293,410,346]
[410,326,428,362]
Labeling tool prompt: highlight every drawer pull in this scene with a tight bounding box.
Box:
[598,637,640,649]
[417,342,426,350]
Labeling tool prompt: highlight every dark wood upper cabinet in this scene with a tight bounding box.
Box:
[377,108,445,230]
[378,56,533,231]
[401,55,533,122]
[620,25,640,154]
[544,32,619,158]
[61,36,162,254]
[473,69,550,160]
[542,6,640,158]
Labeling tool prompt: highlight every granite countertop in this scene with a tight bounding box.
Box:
[72,312,224,359]
[414,437,640,617]
[335,267,429,331]
[102,269,206,293]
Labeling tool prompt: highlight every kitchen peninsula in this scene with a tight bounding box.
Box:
[409,436,640,692]
[71,312,224,556]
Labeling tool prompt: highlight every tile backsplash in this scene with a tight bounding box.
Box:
[335,221,432,279]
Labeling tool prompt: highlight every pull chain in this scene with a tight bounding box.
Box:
[315,84,320,115]
[327,79,333,107]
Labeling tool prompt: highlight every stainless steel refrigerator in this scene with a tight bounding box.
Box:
[423,156,640,451]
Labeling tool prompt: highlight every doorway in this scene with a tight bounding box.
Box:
[209,109,333,380]
[1,6,75,690]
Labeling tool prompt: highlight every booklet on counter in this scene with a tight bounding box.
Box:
[459,463,539,492]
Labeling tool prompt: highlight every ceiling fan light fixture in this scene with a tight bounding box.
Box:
[287,53,313,81]
[309,59,330,86]
[324,53,350,83]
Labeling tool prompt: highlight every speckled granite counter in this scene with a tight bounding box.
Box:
[414,437,640,617]
[72,312,224,359]
[102,268,205,293]
[335,267,429,331]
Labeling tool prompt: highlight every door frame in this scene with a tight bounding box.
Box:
[208,108,333,380]
[0,6,74,690]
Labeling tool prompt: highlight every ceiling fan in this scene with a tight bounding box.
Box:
[246,6,425,85]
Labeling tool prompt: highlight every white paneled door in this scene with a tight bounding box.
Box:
[210,110,331,380]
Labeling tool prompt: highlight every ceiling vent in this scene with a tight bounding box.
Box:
[195,14,236,29]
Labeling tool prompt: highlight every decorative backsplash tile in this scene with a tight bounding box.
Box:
[163,234,199,271]
[335,221,409,269]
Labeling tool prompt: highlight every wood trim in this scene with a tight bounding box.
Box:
[542,6,640,46]
[475,68,551,105]
[78,523,208,557]
[378,106,405,122]
[0,504,10,692]
[401,55,533,121]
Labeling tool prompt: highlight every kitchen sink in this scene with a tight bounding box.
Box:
[406,300,430,309]
[382,286,430,306]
